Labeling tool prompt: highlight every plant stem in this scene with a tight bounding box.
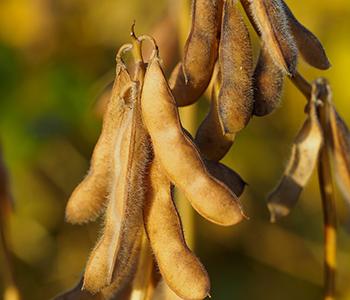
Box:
[318,145,337,300]
[290,72,311,99]
[316,82,337,300]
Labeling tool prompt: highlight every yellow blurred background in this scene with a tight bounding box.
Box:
[0,0,350,299]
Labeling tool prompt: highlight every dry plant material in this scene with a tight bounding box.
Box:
[218,0,253,134]
[328,98,350,203]
[169,0,223,106]
[242,0,298,75]
[267,98,323,222]
[204,159,246,197]
[282,1,331,70]
[253,45,284,116]
[141,51,244,226]
[83,64,151,292]
[144,159,210,300]
[66,58,133,224]
[195,74,235,161]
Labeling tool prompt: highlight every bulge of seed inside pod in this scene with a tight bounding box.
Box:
[65,65,132,224]
[144,159,210,300]
[141,55,244,226]
[253,45,284,116]
[267,100,323,222]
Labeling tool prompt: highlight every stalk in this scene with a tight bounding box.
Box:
[317,83,337,300]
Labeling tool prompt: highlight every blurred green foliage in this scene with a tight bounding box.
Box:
[0,0,350,299]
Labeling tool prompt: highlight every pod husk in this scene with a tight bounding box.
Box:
[218,0,254,134]
[267,100,323,222]
[142,55,244,226]
[169,0,223,106]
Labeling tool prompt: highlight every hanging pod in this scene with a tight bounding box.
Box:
[241,0,298,75]
[65,45,134,224]
[144,159,210,300]
[253,45,284,116]
[195,71,236,161]
[141,49,244,226]
[281,1,331,70]
[267,97,323,222]
[169,0,223,106]
[327,94,350,204]
[82,45,152,293]
[217,0,254,134]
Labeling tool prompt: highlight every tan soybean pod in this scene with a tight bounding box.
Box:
[243,0,297,75]
[267,100,323,222]
[83,79,151,293]
[195,78,235,161]
[169,0,223,106]
[144,159,210,300]
[282,1,331,70]
[141,54,244,226]
[217,0,254,134]
[204,159,246,197]
[328,104,350,204]
[66,54,132,224]
[253,45,284,116]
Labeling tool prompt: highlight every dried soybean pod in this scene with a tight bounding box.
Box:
[144,160,210,300]
[141,53,244,226]
[204,160,246,197]
[282,1,331,70]
[218,0,254,134]
[66,46,133,224]
[267,99,323,222]
[328,104,350,203]
[253,45,284,116]
[246,0,298,75]
[195,77,235,161]
[83,79,151,293]
[169,0,223,106]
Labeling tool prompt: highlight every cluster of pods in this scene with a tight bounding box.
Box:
[65,35,245,300]
[62,0,350,299]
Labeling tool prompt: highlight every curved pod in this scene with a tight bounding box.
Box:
[141,56,244,226]
[144,160,210,300]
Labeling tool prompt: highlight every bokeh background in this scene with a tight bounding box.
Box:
[0,0,350,299]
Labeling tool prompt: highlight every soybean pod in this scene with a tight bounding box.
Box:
[169,0,223,106]
[141,51,244,226]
